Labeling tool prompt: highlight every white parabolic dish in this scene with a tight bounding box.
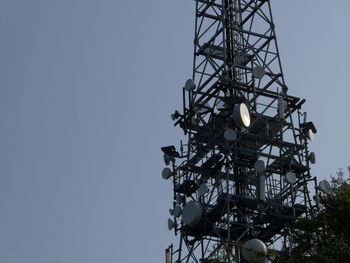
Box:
[233,103,251,128]
[307,129,315,141]
[242,239,267,263]
[319,180,331,194]
[182,201,202,226]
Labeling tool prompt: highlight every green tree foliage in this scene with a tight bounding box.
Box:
[285,169,350,262]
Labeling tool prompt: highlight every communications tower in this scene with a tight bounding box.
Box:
[161,1,317,262]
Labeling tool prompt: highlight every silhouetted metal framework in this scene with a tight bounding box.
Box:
[162,1,317,262]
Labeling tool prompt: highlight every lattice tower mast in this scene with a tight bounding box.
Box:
[161,1,317,262]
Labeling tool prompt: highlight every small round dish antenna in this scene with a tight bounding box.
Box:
[252,66,265,79]
[163,154,171,166]
[241,239,267,263]
[232,103,251,128]
[285,172,297,184]
[184,79,195,91]
[162,168,172,180]
[307,129,315,141]
[254,160,266,174]
[309,152,316,164]
[224,128,237,142]
[168,218,176,231]
[173,205,182,218]
[182,201,202,227]
[198,183,209,196]
[319,180,332,194]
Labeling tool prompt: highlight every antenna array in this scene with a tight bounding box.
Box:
[162,1,318,262]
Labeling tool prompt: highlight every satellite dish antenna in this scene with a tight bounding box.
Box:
[252,66,265,79]
[198,183,209,196]
[173,205,182,218]
[285,172,297,184]
[184,79,195,91]
[182,201,202,227]
[241,239,267,263]
[232,103,251,128]
[164,154,171,165]
[168,218,176,231]
[319,180,332,194]
[309,152,316,164]
[162,168,172,180]
[254,160,266,174]
[306,129,315,141]
[224,128,237,142]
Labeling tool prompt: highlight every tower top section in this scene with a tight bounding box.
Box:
[162,1,318,262]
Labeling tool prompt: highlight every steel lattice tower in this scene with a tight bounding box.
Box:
[161,1,317,262]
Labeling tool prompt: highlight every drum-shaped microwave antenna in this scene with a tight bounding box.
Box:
[224,128,237,142]
[162,168,172,180]
[173,205,182,218]
[184,79,195,91]
[241,239,267,263]
[285,172,297,184]
[307,129,315,141]
[319,180,331,194]
[168,218,176,231]
[163,154,171,166]
[182,201,202,226]
[309,152,316,164]
[232,103,251,128]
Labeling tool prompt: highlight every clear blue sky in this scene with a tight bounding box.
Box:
[0,1,349,262]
